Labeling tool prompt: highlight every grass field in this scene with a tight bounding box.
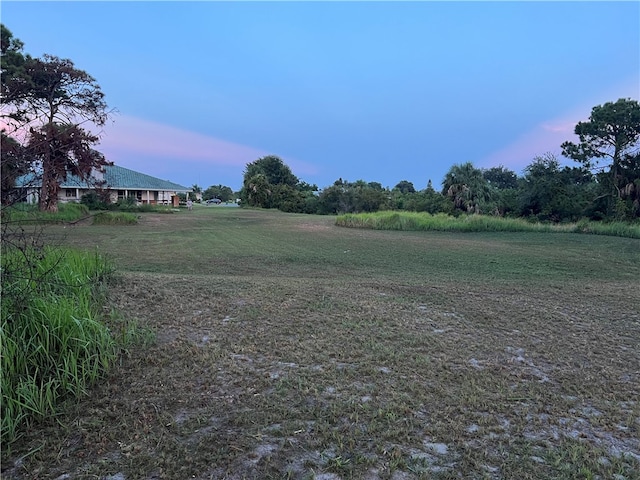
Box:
[2,207,639,479]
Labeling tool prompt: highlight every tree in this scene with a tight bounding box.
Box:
[15,53,111,211]
[561,98,640,219]
[518,153,593,222]
[203,184,234,202]
[317,178,390,214]
[393,180,416,194]
[482,165,519,216]
[190,184,202,201]
[1,132,30,205]
[482,165,518,190]
[243,155,298,188]
[1,24,32,128]
[1,26,32,205]
[442,162,493,214]
[241,155,301,209]
[401,181,450,214]
[243,173,272,208]
[27,123,107,211]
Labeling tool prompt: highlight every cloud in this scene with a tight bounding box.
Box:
[481,76,640,173]
[98,114,269,167]
[480,118,580,173]
[97,114,320,178]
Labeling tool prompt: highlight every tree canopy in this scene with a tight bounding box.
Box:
[562,98,640,218]
[1,25,112,212]
[442,162,493,214]
[241,155,304,209]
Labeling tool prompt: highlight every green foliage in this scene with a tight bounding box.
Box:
[1,248,116,444]
[1,24,31,124]
[244,155,298,188]
[335,211,640,238]
[317,179,391,214]
[80,191,111,210]
[0,25,111,213]
[398,186,451,214]
[393,180,416,194]
[442,162,494,214]
[482,165,519,190]
[240,155,312,212]
[518,153,593,222]
[562,98,640,219]
[203,184,234,202]
[92,212,138,225]
[1,245,154,446]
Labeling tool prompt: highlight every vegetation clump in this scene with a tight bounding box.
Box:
[336,211,640,238]
[0,245,149,446]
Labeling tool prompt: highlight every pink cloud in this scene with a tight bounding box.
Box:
[481,76,639,172]
[98,114,268,166]
[480,119,580,172]
[97,114,320,177]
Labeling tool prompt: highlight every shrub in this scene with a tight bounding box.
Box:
[80,191,111,210]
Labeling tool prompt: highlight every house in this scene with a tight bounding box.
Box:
[17,165,191,206]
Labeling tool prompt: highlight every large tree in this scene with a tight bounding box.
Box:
[241,155,300,209]
[1,25,32,205]
[561,98,640,218]
[24,55,111,211]
[1,24,32,129]
[27,123,107,211]
[1,29,113,212]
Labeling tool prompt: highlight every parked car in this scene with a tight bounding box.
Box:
[206,198,222,205]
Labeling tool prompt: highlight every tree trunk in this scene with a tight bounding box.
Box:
[39,161,59,212]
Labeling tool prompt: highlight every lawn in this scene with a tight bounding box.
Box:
[3,207,639,479]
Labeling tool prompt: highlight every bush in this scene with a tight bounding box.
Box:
[80,191,110,210]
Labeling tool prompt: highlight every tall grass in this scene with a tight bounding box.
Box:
[1,247,121,445]
[336,211,640,238]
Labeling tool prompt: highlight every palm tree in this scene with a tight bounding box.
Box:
[442,162,493,213]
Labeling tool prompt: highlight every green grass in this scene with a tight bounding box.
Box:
[3,208,638,479]
[1,202,89,224]
[336,211,640,238]
[92,211,138,225]
[0,247,152,447]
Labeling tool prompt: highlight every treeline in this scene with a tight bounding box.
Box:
[240,99,640,222]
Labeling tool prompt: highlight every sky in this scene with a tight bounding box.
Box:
[2,1,639,192]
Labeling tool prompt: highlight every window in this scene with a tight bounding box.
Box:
[65,189,76,198]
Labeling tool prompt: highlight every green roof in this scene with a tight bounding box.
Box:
[102,165,190,191]
[16,165,190,192]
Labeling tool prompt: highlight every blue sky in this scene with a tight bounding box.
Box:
[2,1,639,192]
